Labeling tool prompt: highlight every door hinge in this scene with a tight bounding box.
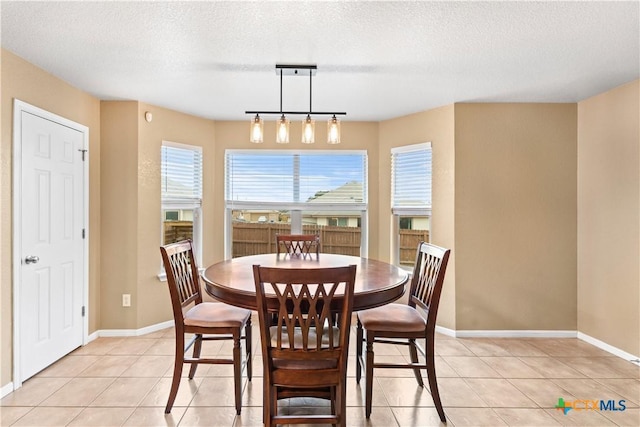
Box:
[81,306,86,317]
[82,229,86,239]
[78,149,88,161]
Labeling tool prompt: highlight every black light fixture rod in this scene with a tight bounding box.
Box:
[246,63,346,117]
[279,68,283,114]
[309,69,312,114]
[245,111,346,116]
[275,64,317,74]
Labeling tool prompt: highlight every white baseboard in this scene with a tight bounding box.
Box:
[434,327,638,365]
[1,381,14,398]
[87,330,100,343]
[435,325,577,338]
[89,320,174,338]
[578,332,640,365]
[455,330,577,338]
[435,325,456,337]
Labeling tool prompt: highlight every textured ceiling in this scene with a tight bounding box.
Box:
[1,1,638,121]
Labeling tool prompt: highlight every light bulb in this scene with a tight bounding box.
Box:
[276,115,290,144]
[301,115,315,144]
[327,115,341,144]
[249,114,263,143]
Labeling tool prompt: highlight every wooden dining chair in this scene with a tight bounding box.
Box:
[276,234,320,256]
[253,264,357,427]
[160,240,252,415]
[356,242,451,422]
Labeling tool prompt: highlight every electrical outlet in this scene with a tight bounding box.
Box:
[122,294,131,307]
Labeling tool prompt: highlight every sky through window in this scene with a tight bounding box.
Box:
[226,152,367,204]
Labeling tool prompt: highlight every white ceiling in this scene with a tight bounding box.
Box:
[1,1,638,121]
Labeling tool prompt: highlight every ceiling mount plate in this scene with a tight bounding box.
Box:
[276,64,317,76]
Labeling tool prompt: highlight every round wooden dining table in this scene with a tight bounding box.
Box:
[202,253,409,311]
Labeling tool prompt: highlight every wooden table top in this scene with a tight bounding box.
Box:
[202,253,408,311]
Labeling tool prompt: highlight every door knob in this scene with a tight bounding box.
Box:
[24,255,40,264]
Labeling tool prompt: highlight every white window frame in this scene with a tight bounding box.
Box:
[159,141,203,280]
[391,142,432,266]
[224,149,368,259]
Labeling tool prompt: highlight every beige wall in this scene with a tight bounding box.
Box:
[100,101,139,329]
[100,101,216,329]
[0,49,101,386]
[577,80,640,355]
[136,103,217,327]
[454,104,578,330]
[378,106,457,329]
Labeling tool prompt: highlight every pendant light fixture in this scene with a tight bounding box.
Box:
[249,114,264,143]
[301,114,315,144]
[327,115,341,144]
[301,70,315,144]
[276,114,290,144]
[275,68,290,144]
[246,64,346,144]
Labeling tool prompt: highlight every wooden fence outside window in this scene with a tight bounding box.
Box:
[164,221,429,263]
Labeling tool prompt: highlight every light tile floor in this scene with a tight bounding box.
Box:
[1,321,638,426]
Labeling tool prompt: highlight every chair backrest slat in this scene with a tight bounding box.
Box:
[253,265,356,364]
[276,234,320,256]
[160,240,203,324]
[408,242,450,325]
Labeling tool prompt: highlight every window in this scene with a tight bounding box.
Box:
[164,210,179,221]
[161,141,203,265]
[327,217,349,227]
[391,143,431,266]
[399,217,412,230]
[225,150,367,258]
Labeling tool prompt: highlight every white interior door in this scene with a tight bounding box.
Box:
[16,106,86,382]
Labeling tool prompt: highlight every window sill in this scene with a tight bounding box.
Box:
[397,264,414,274]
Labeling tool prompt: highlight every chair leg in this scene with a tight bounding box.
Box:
[166,332,185,413]
[245,319,252,381]
[262,385,266,424]
[355,317,363,384]
[263,390,271,427]
[188,334,202,379]
[408,338,424,387]
[365,332,375,419]
[233,332,242,415]
[330,386,336,414]
[264,385,276,427]
[339,383,347,427]
[426,338,445,422]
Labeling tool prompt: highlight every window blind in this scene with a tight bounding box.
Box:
[225,150,367,207]
[391,143,431,214]
[161,142,203,204]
